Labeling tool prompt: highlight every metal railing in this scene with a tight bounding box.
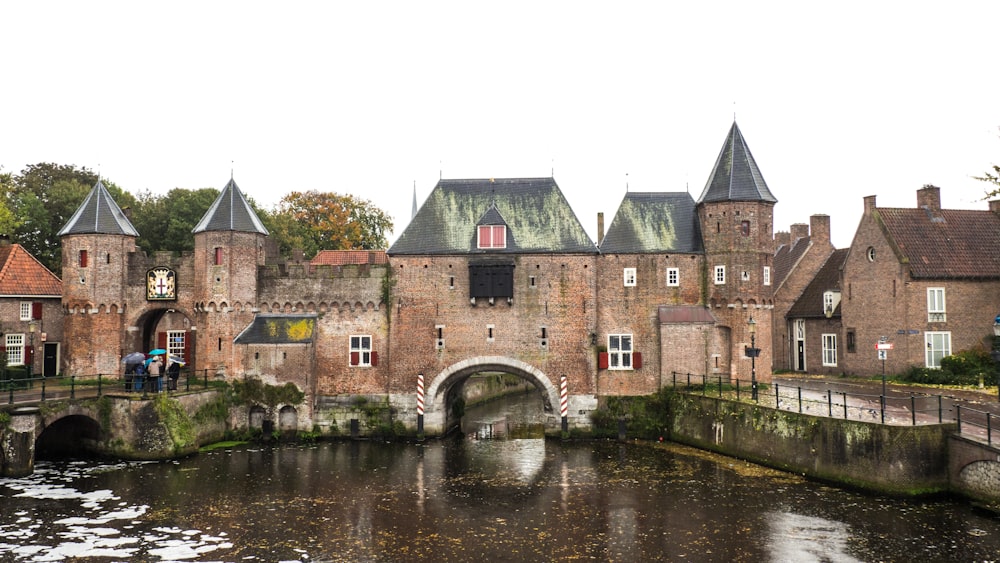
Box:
[2,369,215,405]
[667,371,950,427]
[956,405,1000,446]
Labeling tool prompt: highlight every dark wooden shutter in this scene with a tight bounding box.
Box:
[371,351,379,367]
[633,352,642,370]
[157,332,167,352]
[32,302,42,320]
[598,352,609,369]
[350,351,359,366]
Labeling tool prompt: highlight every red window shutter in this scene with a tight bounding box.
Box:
[157,332,168,350]
[80,250,88,267]
[350,351,359,366]
[371,351,379,367]
[32,302,42,320]
[598,352,609,369]
[214,247,223,265]
[633,352,642,369]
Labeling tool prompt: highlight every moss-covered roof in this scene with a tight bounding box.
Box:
[600,192,703,253]
[234,314,317,344]
[388,178,596,255]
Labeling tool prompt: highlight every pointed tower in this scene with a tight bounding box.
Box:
[696,122,777,382]
[192,178,269,378]
[58,180,140,375]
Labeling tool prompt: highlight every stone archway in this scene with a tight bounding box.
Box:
[422,356,562,436]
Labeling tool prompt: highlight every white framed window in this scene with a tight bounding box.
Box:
[5,334,25,366]
[714,265,726,285]
[608,334,633,370]
[623,268,636,287]
[349,335,372,366]
[666,267,679,287]
[20,302,32,321]
[763,266,771,286]
[925,331,951,369]
[927,287,946,322]
[167,330,186,362]
[477,225,506,249]
[822,334,837,366]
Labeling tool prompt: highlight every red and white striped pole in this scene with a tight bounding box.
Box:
[560,375,568,434]
[416,373,425,435]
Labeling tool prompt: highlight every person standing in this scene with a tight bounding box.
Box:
[148,356,162,393]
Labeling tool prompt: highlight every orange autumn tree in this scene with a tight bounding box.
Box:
[267,190,393,259]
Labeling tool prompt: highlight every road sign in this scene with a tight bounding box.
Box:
[877,350,887,360]
[875,342,893,350]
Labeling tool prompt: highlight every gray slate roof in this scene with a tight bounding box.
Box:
[57,180,139,237]
[234,314,317,344]
[697,122,778,204]
[388,178,596,255]
[192,178,269,235]
[600,192,704,254]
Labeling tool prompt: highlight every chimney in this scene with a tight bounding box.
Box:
[990,199,1000,214]
[774,231,791,248]
[597,212,605,245]
[0,234,9,246]
[863,195,877,216]
[809,214,831,245]
[790,223,809,241]
[917,184,941,212]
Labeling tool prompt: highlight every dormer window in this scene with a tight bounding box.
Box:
[478,225,506,249]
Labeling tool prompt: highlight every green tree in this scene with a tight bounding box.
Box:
[130,187,220,255]
[976,127,1000,197]
[266,191,392,258]
[0,171,20,237]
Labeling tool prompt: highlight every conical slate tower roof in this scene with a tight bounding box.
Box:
[57,180,139,237]
[697,122,777,204]
[192,178,269,235]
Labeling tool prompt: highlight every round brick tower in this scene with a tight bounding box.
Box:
[695,122,776,382]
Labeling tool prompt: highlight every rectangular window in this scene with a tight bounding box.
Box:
[214,247,223,266]
[469,263,514,298]
[927,287,946,322]
[714,265,726,285]
[740,220,750,236]
[666,268,679,287]
[608,334,633,370]
[846,329,856,353]
[5,334,24,366]
[486,324,495,342]
[436,325,445,350]
[349,335,372,366]
[20,302,32,321]
[822,334,837,366]
[79,249,88,267]
[477,225,507,249]
[763,266,771,286]
[925,331,951,369]
[623,268,636,287]
[167,331,186,363]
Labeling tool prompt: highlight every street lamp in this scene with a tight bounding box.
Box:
[748,316,758,401]
[27,320,37,380]
[992,314,1000,402]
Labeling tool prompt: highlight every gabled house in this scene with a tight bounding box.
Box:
[785,248,848,375]
[0,237,63,377]
[839,185,1000,375]
[771,215,836,371]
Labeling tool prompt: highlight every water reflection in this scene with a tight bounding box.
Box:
[2,414,1000,560]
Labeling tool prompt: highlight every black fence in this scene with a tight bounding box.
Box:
[2,369,215,405]
[956,405,1000,446]
[667,371,954,428]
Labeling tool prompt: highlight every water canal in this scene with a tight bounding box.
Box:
[2,394,1000,562]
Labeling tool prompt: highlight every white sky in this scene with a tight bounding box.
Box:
[3,2,999,249]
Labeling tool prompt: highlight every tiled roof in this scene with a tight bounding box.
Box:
[658,305,718,324]
[311,250,388,266]
[697,122,777,204]
[0,243,62,296]
[234,314,317,344]
[57,180,139,237]
[600,192,704,253]
[878,208,1000,279]
[192,178,269,235]
[773,236,811,290]
[787,249,848,318]
[388,178,596,255]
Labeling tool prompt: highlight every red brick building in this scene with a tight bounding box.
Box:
[0,238,62,377]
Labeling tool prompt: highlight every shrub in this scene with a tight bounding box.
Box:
[899,349,998,386]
